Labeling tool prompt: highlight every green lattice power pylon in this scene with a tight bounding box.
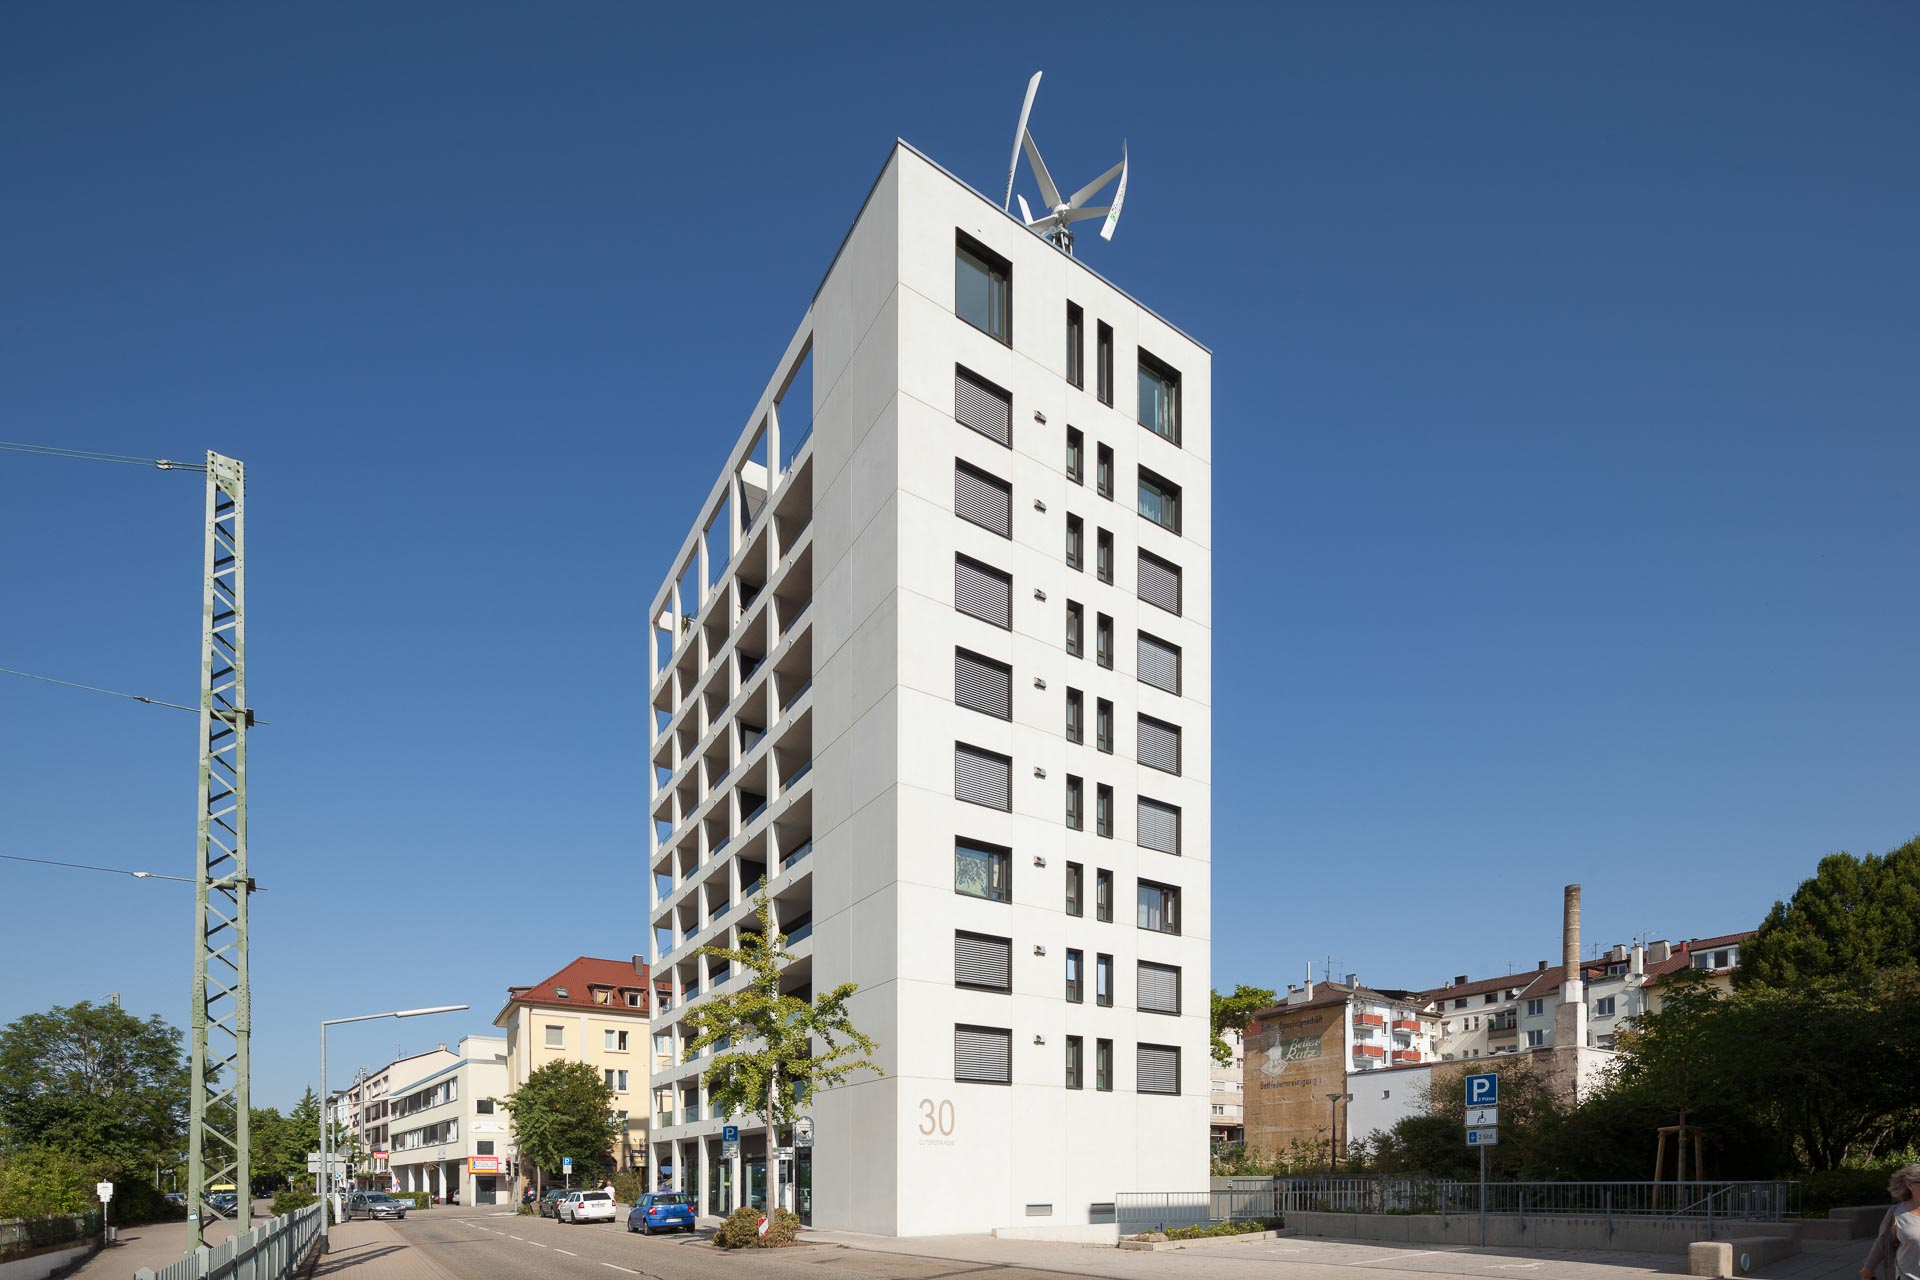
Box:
[185,452,253,1249]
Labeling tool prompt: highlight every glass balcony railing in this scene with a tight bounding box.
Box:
[786,921,814,944]
[781,679,813,712]
[781,840,813,870]
[783,761,813,787]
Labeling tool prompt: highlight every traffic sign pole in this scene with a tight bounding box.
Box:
[1479,1144,1487,1247]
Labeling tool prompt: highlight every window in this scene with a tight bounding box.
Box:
[1713,949,1731,968]
[955,366,1013,446]
[1096,322,1113,405]
[475,1099,496,1114]
[1137,349,1180,443]
[1137,1044,1180,1094]
[1065,775,1084,830]
[1594,996,1616,1017]
[954,648,1012,719]
[955,931,1012,992]
[1065,862,1083,916]
[1066,948,1084,1003]
[1138,962,1181,1015]
[1526,998,1545,1017]
[955,1024,1012,1084]
[1066,514,1084,570]
[1066,1035,1083,1089]
[477,1140,495,1155]
[1096,528,1113,583]
[1065,688,1083,743]
[955,460,1012,535]
[1454,998,1468,1009]
[954,837,1011,901]
[1137,550,1182,615]
[1097,444,1114,499]
[955,235,1010,343]
[1137,797,1180,855]
[1066,426,1084,483]
[626,990,643,1008]
[1096,953,1114,1007]
[1096,783,1113,838]
[1096,869,1113,922]
[1095,613,1112,668]
[1137,715,1182,774]
[604,1069,629,1092]
[1138,880,1181,934]
[1526,1030,1546,1048]
[604,1030,629,1052]
[1096,1038,1113,1091]
[955,743,1012,810]
[955,554,1012,629]
[1065,601,1083,657]
[1138,468,1181,532]
[593,986,611,1005]
[1137,632,1181,693]
[1096,698,1113,753]
[544,1025,564,1049]
[1066,303,1084,387]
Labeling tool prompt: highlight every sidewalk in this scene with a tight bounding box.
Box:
[307,1219,458,1280]
[67,1212,254,1280]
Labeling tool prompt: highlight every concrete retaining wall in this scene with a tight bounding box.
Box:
[993,1223,1120,1244]
[1285,1211,1798,1255]
[0,1243,97,1280]
[1688,1235,1800,1277]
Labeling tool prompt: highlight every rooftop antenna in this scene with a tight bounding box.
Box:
[1001,71,1129,257]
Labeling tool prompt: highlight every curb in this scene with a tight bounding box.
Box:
[1119,1228,1293,1252]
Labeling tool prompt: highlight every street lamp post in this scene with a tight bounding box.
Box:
[320,1006,467,1252]
[1325,1092,1353,1174]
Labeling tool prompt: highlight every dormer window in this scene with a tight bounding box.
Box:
[556,987,569,998]
[593,987,611,1005]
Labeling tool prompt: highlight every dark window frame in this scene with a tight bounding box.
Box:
[1137,878,1181,935]
[954,836,1013,902]
[1065,1034,1084,1089]
[1136,347,1182,445]
[1096,868,1113,922]
[955,553,1013,630]
[1066,426,1084,483]
[1066,948,1084,1003]
[1066,303,1085,388]
[955,458,1014,537]
[1096,443,1114,499]
[1138,467,1182,534]
[954,647,1013,721]
[1096,322,1114,406]
[1096,1038,1113,1092]
[1065,687,1083,743]
[1096,953,1114,1008]
[1066,601,1083,658]
[1097,698,1113,754]
[953,1023,1014,1085]
[1065,774,1084,831]
[1066,513,1084,571]
[955,232,1012,345]
[953,929,1014,993]
[1065,861,1084,916]
[1096,783,1113,839]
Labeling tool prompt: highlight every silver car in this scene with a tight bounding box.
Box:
[347,1192,408,1221]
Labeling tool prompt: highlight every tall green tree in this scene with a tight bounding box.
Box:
[1740,836,1920,987]
[0,1001,189,1176]
[501,1061,620,1188]
[1209,984,1276,1065]
[684,894,882,1189]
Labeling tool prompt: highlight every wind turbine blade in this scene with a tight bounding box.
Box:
[1099,143,1128,241]
[1004,71,1042,211]
[1067,160,1124,210]
[1016,194,1036,226]
[1023,132,1062,211]
[1061,206,1110,224]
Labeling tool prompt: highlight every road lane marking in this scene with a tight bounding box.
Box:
[527,1241,547,1248]
[601,1265,639,1274]
[556,1249,577,1256]
[508,1235,523,1240]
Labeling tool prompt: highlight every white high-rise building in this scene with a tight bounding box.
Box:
[645,141,1211,1238]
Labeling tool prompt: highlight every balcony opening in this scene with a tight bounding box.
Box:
[777,344,814,472]
[738,421,770,531]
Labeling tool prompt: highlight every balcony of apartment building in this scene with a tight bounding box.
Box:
[1487,1010,1518,1045]
[1352,1044,1386,1063]
[1353,1012,1385,1030]
[1390,1018,1422,1037]
[1390,1049,1422,1065]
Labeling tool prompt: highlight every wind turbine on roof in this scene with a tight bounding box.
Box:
[1001,71,1128,257]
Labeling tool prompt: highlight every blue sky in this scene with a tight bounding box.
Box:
[1,4,1914,1109]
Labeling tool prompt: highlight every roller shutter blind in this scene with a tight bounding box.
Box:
[955,462,1012,536]
[955,1025,1012,1084]
[1137,1044,1180,1094]
[955,367,1013,446]
[1137,633,1181,694]
[955,556,1011,628]
[1137,551,1182,616]
[1138,962,1181,1015]
[1137,798,1181,855]
[954,649,1012,719]
[954,743,1012,810]
[1137,716,1182,775]
[954,932,1012,991]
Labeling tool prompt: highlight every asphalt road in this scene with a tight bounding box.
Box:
[395,1209,1077,1280]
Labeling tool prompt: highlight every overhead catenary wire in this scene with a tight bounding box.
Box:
[0,440,205,471]
[2,666,199,714]
[0,853,265,890]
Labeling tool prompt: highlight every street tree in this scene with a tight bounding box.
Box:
[500,1061,620,1189]
[0,1001,189,1176]
[684,893,881,1198]
[1209,984,1276,1066]
[1740,836,1920,987]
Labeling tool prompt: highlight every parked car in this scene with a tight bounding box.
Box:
[539,1187,570,1217]
[556,1190,616,1224]
[204,1191,238,1216]
[347,1192,409,1221]
[627,1192,696,1236]
[163,1192,188,1208]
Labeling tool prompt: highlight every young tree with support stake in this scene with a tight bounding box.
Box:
[683,893,882,1213]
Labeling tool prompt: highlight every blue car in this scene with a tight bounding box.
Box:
[627,1192,696,1235]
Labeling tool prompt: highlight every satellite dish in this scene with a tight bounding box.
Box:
[1001,71,1129,256]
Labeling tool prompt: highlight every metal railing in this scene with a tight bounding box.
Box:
[1279,1178,1799,1223]
[1,1211,98,1261]
[1115,1187,1280,1234]
[134,1202,322,1280]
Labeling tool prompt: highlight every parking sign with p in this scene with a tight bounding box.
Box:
[1465,1073,1498,1107]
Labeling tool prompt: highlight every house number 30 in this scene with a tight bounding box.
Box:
[917,1098,956,1136]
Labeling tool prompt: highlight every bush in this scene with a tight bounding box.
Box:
[1802,1167,1900,1215]
[270,1189,315,1217]
[712,1205,801,1248]
[0,1148,95,1219]
[516,1202,538,1216]
[610,1170,647,1205]
[1161,1218,1282,1241]
[387,1191,431,1210]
